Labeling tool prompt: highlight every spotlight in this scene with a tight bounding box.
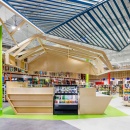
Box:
[12,26,16,30]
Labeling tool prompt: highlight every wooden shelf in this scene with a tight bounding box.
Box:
[3,63,28,71]
[8,93,53,95]
[17,113,53,115]
[10,99,53,101]
[14,106,53,108]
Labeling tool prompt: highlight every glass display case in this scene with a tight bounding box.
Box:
[54,85,78,115]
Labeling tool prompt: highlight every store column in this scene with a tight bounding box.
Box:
[108,72,111,94]
[0,26,2,115]
[108,72,110,85]
[86,59,89,88]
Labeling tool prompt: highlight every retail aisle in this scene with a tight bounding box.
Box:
[63,116,130,130]
[110,97,130,115]
[96,92,130,115]
[63,95,130,130]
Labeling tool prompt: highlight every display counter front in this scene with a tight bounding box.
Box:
[6,82,112,115]
[79,88,112,114]
[6,81,54,115]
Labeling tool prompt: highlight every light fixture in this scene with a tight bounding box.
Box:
[12,15,18,30]
[12,25,16,30]
[17,27,20,31]
[128,39,130,43]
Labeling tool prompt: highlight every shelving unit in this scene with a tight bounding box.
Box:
[53,85,78,115]
[3,64,28,74]
[6,81,54,115]
[123,82,130,106]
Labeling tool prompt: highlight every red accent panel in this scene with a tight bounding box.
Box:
[108,73,110,85]
[95,82,104,85]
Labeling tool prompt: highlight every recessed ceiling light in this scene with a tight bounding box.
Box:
[12,26,16,30]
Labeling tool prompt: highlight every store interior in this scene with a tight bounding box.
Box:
[0,0,130,130]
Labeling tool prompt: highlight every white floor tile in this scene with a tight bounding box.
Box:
[64,116,130,130]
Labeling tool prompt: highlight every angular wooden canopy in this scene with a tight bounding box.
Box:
[0,13,113,75]
[3,32,113,75]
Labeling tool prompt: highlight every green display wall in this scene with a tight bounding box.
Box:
[0,26,2,115]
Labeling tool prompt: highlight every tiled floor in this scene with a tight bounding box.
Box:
[110,96,130,115]
[64,116,130,130]
[64,93,130,130]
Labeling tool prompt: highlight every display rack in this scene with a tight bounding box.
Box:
[53,85,78,115]
[3,64,28,74]
[123,82,130,106]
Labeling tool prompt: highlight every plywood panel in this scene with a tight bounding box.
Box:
[79,88,96,97]
[79,88,112,114]
[6,81,28,89]
[79,96,112,114]
[21,61,25,69]
[95,58,104,74]
[7,87,54,114]
[28,53,95,75]
[7,88,54,94]
[5,53,9,64]
[9,54,16,66]
[15,107,53,113]
[12,100,53,106]
[9,94,53,100]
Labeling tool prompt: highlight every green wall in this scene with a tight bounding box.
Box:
[0,26,2,115]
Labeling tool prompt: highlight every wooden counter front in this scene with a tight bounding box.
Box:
[6,82,54,115]
[79,88,112,114]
